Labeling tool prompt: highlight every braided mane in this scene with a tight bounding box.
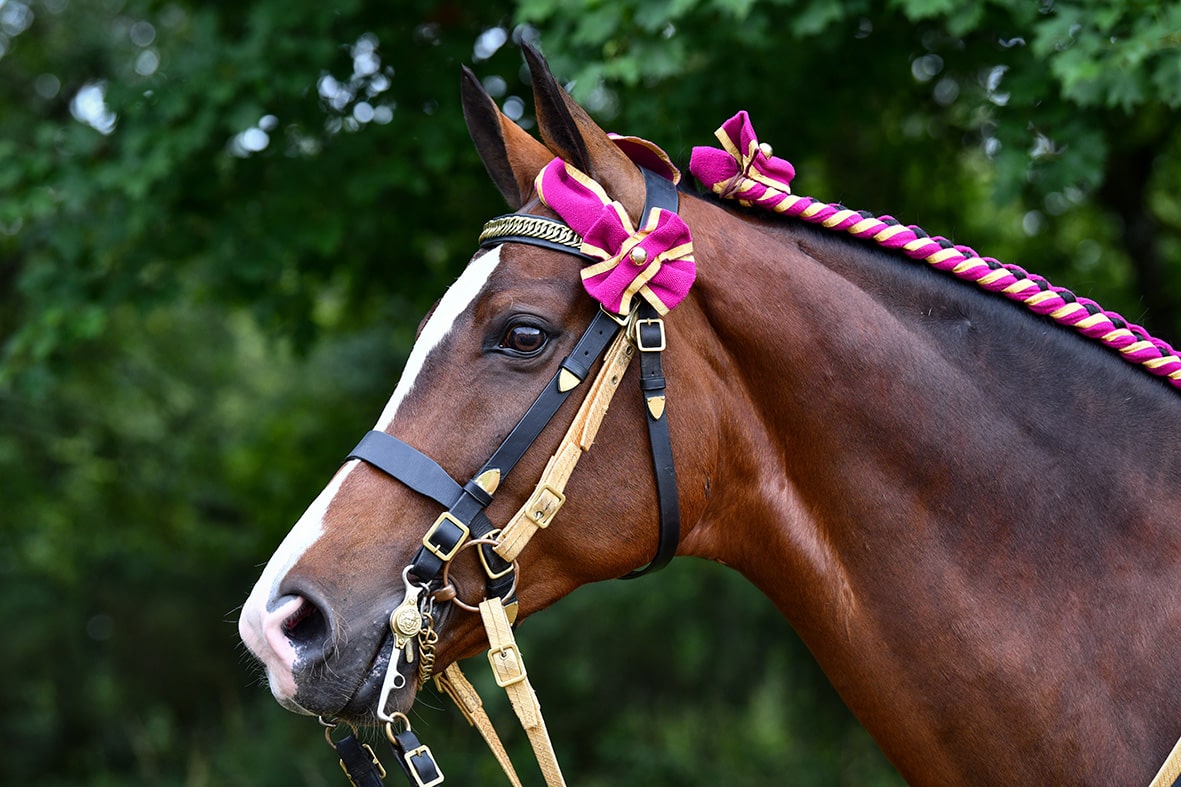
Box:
[689,112,1181,392]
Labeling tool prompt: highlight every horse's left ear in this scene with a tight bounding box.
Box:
[521,42,648,224]
[461,65,554,208]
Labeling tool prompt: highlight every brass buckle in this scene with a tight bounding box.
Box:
[477,529,514,580]
[488,642,528,687]
[403,744,444,787]
[635,317,666,352]
[526,483,565,529]
[422,512,469,562]
[599,304,631,327]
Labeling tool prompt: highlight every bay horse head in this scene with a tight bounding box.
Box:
[238,45,721,726]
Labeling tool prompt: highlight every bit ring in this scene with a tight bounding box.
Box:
[438,537,519,613]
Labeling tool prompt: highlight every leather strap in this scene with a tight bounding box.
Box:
[480,597,567,787]
[347,431,463,509]
[495,327,636,562]
[477,308,622,479]
[349,309,623,587]
[333,732,387,787]
[387,728,444,787]
[621,302,680,578]
[1150,732,1181,787]
[436,664,523,787]
[619,170,682,578]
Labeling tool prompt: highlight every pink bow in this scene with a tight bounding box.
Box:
[534,153,695,316]
[689,111,797,209]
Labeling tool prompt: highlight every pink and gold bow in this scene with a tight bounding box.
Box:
[534,148,695,316]
[688,111,797,209]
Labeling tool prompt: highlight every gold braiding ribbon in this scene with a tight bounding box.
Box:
[479,214,584,252]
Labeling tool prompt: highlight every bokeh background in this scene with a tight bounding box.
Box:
[3,0,1179,784]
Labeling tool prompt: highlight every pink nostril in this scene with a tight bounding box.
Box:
[265,594,330,660]
[262,596,303,667]
[281,599,315,637]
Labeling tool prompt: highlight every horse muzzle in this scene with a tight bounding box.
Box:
[239,581,415,722]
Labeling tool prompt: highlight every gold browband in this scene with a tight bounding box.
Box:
[478,214,584,253]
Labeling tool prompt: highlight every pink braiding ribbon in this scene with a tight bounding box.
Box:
[689,112,1181,390]
[535,145,695,316]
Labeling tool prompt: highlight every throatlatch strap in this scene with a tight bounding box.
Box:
[480,597,567,787]
[622,301,680,579]
[620,170,682,577]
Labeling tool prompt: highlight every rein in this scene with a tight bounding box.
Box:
[325,157,687,786]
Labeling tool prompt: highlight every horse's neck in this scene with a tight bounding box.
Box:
[681,199,1181,784]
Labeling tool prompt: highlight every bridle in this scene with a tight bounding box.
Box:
[321,164,686,787]
[299,107,1181,786]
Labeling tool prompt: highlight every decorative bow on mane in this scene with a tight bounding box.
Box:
[535,136,695,316]
[688,110,797,207]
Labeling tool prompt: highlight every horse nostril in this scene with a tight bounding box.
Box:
[279,596,329,649]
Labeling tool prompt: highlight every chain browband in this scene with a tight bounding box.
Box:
[478,214,587,256]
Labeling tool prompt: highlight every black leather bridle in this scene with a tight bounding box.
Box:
[346,167,682,614]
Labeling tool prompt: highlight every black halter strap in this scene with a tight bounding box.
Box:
[346,166,682,600]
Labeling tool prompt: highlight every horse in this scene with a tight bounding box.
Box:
[238,44,1181,786]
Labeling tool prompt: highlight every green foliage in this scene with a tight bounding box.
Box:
[1,0,1178,784]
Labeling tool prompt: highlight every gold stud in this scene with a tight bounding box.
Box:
[647,395,666,420]
[558,369,581,392]
[759,142,773,158]
[629,246,648,265]
[474,469,501,495]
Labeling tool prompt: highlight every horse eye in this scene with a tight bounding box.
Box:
[500,323,548,356]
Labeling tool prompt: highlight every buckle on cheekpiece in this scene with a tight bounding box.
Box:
[635,318,666,352]
[422,512,469,562]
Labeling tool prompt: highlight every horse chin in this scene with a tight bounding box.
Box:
[290,634,419,726]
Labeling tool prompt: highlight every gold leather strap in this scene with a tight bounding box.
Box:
[1150,733,1181,787]
[479,597,568,787]
[435,664,523,787]
[495,326,637,563]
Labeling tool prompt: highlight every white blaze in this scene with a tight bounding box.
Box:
[373,246,504,430]
[239,247,503,697]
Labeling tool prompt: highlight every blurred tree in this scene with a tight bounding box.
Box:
[0,0,1176,785]
[1,0,524,393]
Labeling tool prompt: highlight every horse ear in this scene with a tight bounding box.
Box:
[461,65,553,208]
[521,42,648,223]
